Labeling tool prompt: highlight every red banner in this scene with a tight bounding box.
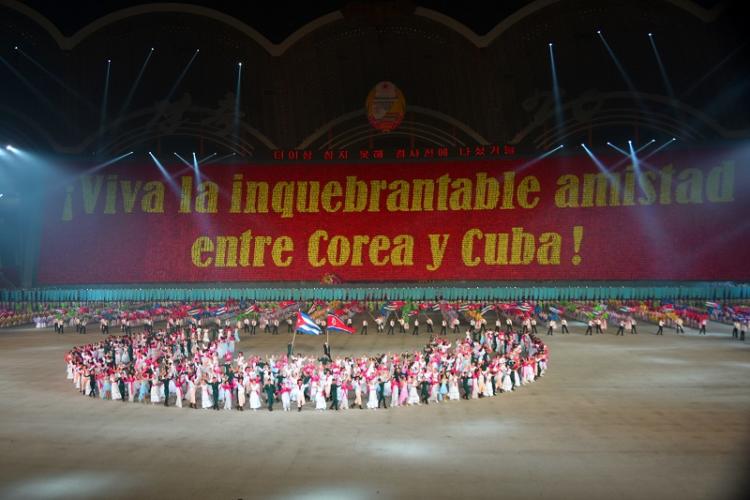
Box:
[37,148,750,284]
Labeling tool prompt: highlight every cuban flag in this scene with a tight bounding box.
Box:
[213,306,227,317]
[481,304,495,316]
[326,313,354,334]
[705,301,720,310]
[517,303,531,312]
[549,306,562,315]
[296,311,322,335]
[187,307,202,317]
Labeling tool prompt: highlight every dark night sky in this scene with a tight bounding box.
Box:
[21,0,727,43]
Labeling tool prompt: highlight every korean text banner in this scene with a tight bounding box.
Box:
[37,149,750,284]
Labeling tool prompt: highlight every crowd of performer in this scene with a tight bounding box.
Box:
[64,321,549,412]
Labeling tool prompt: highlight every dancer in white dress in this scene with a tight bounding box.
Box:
[150,379,162,404]
[201,380,213,409]
[111,375,122,401]
[407,378,420,405]
[315,386,327,410]
[249,380,262,410]
[448,374,460,400]
[390,378,400,407]
[366,379,379,409]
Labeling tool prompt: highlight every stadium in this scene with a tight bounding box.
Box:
[0,1,748,499]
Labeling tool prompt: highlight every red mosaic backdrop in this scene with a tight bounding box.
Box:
[37,148,750,284]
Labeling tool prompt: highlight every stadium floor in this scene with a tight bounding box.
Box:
[0,318,748,500]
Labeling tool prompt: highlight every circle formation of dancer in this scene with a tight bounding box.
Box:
[65,326,549,412]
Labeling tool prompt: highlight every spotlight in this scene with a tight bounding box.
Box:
[150,47,154,51]
[548,43,553,46]
[196,49,200,53]
[648,33,653,37]
[672,137,676,141]
[596,30,601,34]
[0,193,3,198]
[107,59,111,63]
[14,46,18,50]
[5,145,11,150]
[238,62,242,66]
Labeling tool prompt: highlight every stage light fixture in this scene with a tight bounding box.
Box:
[14,46,18,50]
[648,33,653,37]
[548,43,553,46]
[596,30,601,34]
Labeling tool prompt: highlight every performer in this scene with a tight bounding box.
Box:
[698,317,706,335]
[616,320,625,336]
[560,318,569,334]
[656,319,664,335]
[675,317,685,334]
[440,319,447,335]
[426,317,433,333]
[361,319,368,335]
[585,319,594,336]
[547,319,556,336]
[413,318,419,336]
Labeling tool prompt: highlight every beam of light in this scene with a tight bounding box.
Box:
[597,31,643,105]
[234,62,242,141]
[606,141,630,157]
[627,140,639,172]
[192,151,202,185]
[173,152,192,168]
[85,151,134,175]
[0,55,65,120]
[158,50,199,112]
[580,143,616,182]
[48,152,134,191]
[202,152,237,166]
[682,42,747,98]
[640,137,677,162]
[148,152,179,194]
[116,47,154,122]
[98,59,112,152]
[199,152,217,163]
[516,144,564,172]
[635,139,656,154]
[547,43,564,135]
[647,33,675,100]
[15,46,95,111]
